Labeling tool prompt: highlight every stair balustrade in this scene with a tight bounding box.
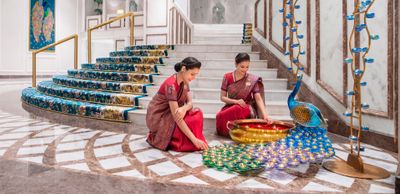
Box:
[87,12,135,63]
[31,34,78,88]
[169,4,193,44]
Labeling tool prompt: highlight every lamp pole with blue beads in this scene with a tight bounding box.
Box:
[281,0,306,81]
[322,0,390,179]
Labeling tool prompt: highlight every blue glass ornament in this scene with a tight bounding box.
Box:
[286,14,293,19]
[361,126,370,131]
[361,103,370,109]
[283,22,289,27]
[343,111,352,117]
[349,135,358,141]
[291,28,297,32]
[346,91,355,95]
[300,51,306,55]
[354,146,365,152]
[362,47,368,52]
[347,15,354,20]
[356,24,366,32]
[351,48,361,53]
[296,20,302,24]
[295,5,300,9]
[365,58,374,63]
[344,58,353,63]
[370,34,380,40]
[366,12,375,18]
[297,34,304,39]
[279,8,284,13]
[354,69,363,76]
[360,82,367,86]
[284,51,290,56]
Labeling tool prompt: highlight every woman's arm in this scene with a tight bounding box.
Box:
[175,92,192,121]
[254,93,269,120]
[220,90,247,108]
[169,101,208,150]
[220,90,237,104]
[182,92,193,112]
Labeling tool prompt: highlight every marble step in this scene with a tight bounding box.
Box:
[193,32,243,36]
[53,75,151,95]
[22,88,135,122]
[168,51,260,60]
[156,66,277,78]
[192,40,242,45]
[124,45,175,51]
[37,81,144,107]
[173,45,252,52]
[67,69,156,84]
[138,97,290,115]
[163,58,268,69]
[81,63,160,74]
[145,86,291,101]
[193,35,242,41]
[109,49,168,57]
[96,56,164,64]
[128,109,293,130]
[152,75,288,90]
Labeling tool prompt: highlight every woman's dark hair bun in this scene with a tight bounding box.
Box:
[235,53,250,64]
[174,57,201,72]
[174,62,183,72]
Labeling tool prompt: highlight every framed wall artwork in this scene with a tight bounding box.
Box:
[29,0,55,52]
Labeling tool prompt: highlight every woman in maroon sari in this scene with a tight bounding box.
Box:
[146,57,208,152]
[216,53,273,137]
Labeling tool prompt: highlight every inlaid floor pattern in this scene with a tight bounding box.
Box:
[0,110,396,193]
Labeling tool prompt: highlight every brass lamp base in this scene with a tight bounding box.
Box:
[323,154,390,179]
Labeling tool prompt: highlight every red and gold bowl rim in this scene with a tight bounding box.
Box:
[228,119,294,133]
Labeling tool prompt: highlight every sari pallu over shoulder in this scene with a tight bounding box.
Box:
[225,73,265,118]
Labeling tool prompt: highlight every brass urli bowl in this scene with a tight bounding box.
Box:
[228,119,294,144]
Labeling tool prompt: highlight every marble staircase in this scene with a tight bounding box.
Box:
[192,24,244,45]
[22,44,292,130]
[129,44,292,129]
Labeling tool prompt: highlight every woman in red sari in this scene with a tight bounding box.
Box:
[216,53,273,137]
[146,57,208,152]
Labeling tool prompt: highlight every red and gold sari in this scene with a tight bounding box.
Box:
[216,72,265,137]
[146,74,207,151]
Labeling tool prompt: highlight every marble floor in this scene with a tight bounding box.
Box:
[0,79,397,193]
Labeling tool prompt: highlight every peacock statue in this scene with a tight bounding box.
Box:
[288,74,327,128]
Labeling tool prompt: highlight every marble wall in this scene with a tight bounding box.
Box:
[0,0,79,75]
[190,0,257,24]
[270,0,284,51]
[0,1,2,68]
[358,0,389,114]
[319,0,344,99]
[253,0,396,136]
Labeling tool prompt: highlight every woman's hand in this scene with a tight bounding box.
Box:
[175,107,187,122]
[192,138,208,150]
[235,99,247,108]
[262,114,274,125]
